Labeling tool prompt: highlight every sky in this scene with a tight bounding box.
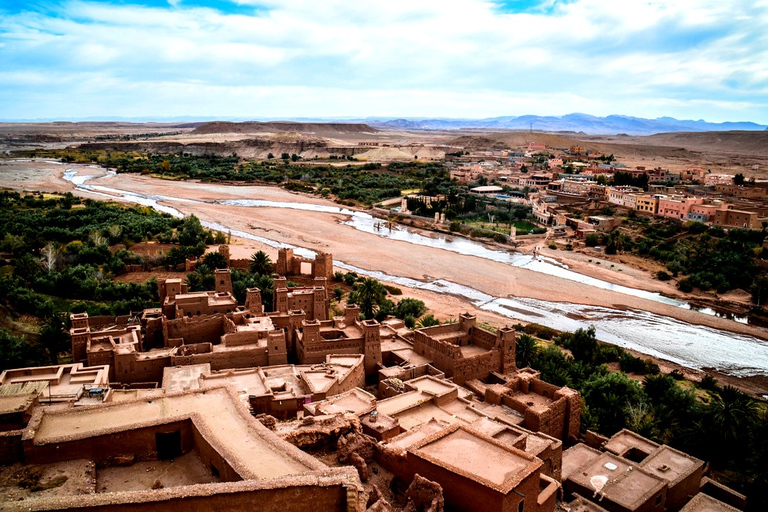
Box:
[1,0,767,123]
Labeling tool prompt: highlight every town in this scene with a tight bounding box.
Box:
[0,245,753,511]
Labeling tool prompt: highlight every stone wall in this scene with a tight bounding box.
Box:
[166,315,226,345]
[0,430,23,464]
[23,419,195,466]
[452,351,500,385]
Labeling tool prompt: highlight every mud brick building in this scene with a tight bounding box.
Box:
[412,313,516,384]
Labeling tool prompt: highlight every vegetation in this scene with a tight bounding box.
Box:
[0,191,225,367]
[518,325,767,509]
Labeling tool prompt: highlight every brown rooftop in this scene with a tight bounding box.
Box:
[566,451,666,510]
[409,424,540,491]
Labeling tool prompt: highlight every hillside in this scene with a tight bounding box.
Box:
[191,121,378,135]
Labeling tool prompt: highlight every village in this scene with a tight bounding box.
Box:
[0,244,748,511]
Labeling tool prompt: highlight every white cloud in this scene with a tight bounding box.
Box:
[0,0,766,122]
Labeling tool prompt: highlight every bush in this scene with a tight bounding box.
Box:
[619,352,648,374]
[699,373,719,390]
[383,284,402,295]
[343,272,358,286]
[656,270,671,281]
[395,298,427,319]
[333,286,343,301]
[678,278,693,293]
[585,233,599,247]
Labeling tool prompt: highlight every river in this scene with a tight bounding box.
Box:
[60,165,768,378]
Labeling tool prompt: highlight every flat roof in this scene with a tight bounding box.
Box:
[604,429,660,458]
[315,388,375,416]
[411,425,538,491]
[162,364,210,393]
[34,387,322,480]
[640,445,703,486]
[562,443,602,480]
[679,493,741,512]
[567,452,666,510]
[471,186,504,193]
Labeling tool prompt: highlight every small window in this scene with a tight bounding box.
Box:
[518,499,524,512]
[655,495,662,506]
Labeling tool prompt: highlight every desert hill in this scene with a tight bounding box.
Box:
[587,131,768,158]
[191,121,378,135]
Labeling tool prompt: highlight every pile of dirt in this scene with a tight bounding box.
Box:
[191,121,378,136]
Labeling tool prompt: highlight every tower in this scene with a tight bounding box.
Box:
[362,319,381,377]
[245,288,263,314]
[214,268,232,295]
[498,327,517,374]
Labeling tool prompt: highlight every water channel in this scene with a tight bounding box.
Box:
[60,165,768,377]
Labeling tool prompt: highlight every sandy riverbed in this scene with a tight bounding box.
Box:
[3,159,768,395]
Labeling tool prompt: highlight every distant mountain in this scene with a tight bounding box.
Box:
[367,114,768,136]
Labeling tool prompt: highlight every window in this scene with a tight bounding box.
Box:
[518,499,525,512]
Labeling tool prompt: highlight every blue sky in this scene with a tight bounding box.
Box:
[1,0,767,123]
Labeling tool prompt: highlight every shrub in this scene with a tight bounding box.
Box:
[699,373,719,390]
[678,278,693,293]
[656,270,671,281]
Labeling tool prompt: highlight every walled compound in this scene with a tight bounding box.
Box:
[0,250,746,511]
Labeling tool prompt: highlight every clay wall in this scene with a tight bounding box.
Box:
[298,339,364,364]
[172,346,269,371]
[25,478,356,512]
[166,315,226,345]
[413,332,461,376]
[0,430,23,464]
[114,354,170,384]
[191,423,242,483]
[333,362,365,395]
[472,328,497,350]
[525,398,567,443]
[452,351,500,384]
[403,450,542,512]
[221,330,261,347]
[664,462,703,511]
[229,258,251,270]
[251,395,301,420]
[24,419,194,466]
[88,315,132,329]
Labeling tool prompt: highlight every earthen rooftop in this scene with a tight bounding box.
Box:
[410,425,539,490]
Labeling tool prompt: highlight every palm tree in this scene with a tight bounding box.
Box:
[249,250,273,276]
[356,278,386,319]
[704,385,760,461]
[515,334,540,368]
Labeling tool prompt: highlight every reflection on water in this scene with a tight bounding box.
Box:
[61,166,768,376]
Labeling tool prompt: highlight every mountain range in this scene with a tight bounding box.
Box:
[3,113,766,136]
[365,113,768,136]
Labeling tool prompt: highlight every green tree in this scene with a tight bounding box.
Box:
[178,214,207,246]
[703,385,760,462]
[581,371,646,435]
[202,251,228,269]
[515,334,540,368]
[356,278,386,319]
[249,250,273,276]
[395,298,427,319]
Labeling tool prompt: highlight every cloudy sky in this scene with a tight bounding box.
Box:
[2,0,767,123]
